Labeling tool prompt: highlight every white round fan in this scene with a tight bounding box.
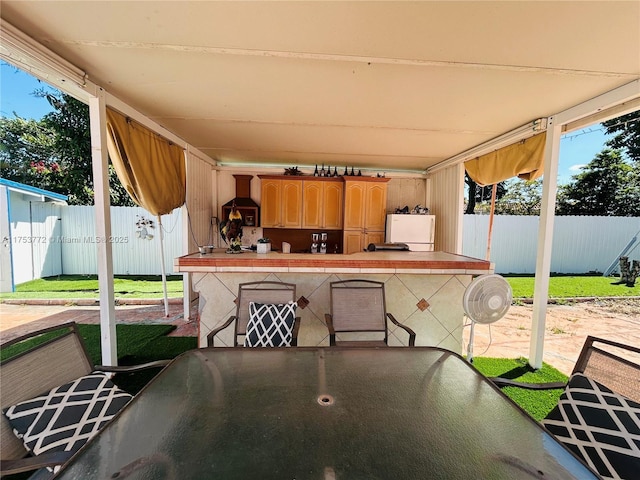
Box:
[463,274,512,363]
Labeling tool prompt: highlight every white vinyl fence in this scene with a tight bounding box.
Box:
[13,207,640,281]
[30,204,183,276]
[463,215,640,274]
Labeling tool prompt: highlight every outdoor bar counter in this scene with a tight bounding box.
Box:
[175,250,493,351]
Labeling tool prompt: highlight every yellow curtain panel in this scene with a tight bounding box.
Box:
[464,132,547,186]
[106,109,186,215]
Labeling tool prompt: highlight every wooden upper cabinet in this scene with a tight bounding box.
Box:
[259,177,302,228]
[281,180,302,228]
[302,181,323,228]
[344,179,388,230]
[260,178,282,227]
[261,176,386,240]
[322,181,344,230]
[343,181,366,230]
[303,180,344,230]
[364,182,388,231]
[343,178,389,254]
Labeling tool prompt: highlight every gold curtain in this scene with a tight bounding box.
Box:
[464,132,546,186]
[106,109,186,215]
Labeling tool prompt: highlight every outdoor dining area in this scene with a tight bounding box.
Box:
[2,280,639,479]
[1,2,640,479]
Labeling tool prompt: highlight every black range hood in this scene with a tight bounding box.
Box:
[221,175,260,226]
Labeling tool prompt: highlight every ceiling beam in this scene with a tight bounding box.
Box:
[66,39,631,78]
[554,79,640,126]
[562,96,640,134]
[0,18,95,101]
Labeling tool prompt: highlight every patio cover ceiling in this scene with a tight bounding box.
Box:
[1,1,639,174]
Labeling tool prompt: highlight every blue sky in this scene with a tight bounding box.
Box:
[1,62,612,185]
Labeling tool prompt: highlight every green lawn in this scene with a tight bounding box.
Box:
[505,275,638,299]
[2,274,636,301]
[0,275,183,300]
[471,357,567,421]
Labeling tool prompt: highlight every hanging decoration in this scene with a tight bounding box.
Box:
[220,200,243,250]
[135,215,155,240]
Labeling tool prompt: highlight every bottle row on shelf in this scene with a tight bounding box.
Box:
[313,164,363,177]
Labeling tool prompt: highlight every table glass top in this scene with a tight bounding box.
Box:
[54,348,597,479]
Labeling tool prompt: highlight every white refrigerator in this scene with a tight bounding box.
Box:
[385,214,435,251]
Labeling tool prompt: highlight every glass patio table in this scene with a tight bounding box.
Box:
[54,347,598,479]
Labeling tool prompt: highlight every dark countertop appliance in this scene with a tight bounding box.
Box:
[366,242,409,251]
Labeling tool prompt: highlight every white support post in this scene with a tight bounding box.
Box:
[529,117,562,369]
[182,149,193,322]
[157,215,170,317]
[89,88,117,366]
[182,205,192,321]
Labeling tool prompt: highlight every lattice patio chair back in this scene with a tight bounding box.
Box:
[1,323,93,462]
[207,281,299,346]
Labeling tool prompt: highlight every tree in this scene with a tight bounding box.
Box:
[0,116,56,183]
[602,112,640,161]
[495,178,543,215]
[464,173,507,214]
[0,91,134,206]
[556,149,639,216]
[37,91,94,204]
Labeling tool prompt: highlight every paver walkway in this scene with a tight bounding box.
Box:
[463,299,640,374]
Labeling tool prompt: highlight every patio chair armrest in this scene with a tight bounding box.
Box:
[324,314,336,346]
[1,450,74,475]
[291,317,301,346]
[489,377,567,390]
[207,316,237,347]
[387,313,416,346]
[95,360,171,373]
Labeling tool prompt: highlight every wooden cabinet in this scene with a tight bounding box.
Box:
[344,229,384,255]
[259,175,385,254]
[342,178,389,254]
[302,181,322,228]
[259,177,302,228]
[323,181,344,230]
[302,180,343,230]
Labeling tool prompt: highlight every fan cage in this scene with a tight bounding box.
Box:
[463,274,512,325]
